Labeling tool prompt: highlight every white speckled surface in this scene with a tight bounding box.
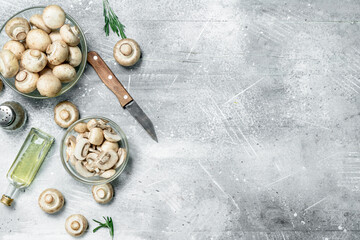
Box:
[1,0,360,239]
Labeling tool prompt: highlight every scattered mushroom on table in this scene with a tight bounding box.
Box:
[0,4,83,97]
[65,214,88,237]
[38,188,65,214]
[92,183,114,204]
[54,101,79,128]
[113,38,141,67]
[66,118,127,179]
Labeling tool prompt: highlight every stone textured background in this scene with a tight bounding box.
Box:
[1,0,360,239]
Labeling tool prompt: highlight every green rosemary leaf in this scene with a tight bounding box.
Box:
[93,217,115,239]
[102,0,126,38]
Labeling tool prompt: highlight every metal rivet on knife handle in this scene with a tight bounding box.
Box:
[87,51,133,108]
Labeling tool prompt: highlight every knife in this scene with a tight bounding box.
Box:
[87,51,158,142]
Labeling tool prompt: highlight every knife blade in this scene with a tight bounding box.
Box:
[87,51,158,142]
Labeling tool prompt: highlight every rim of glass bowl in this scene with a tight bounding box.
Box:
[60,117,129,185]
[0,6,88,99]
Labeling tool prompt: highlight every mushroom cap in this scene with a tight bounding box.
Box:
[3,40,25,60]
[29,14,51,33]
[21,49,47,73]
[67,46,82,67]
[113,38,141,67]
[38,188,64,214]
[36,74,62,97]
[96,150,118,170]
[92,183,114,204]
[60,24,80,47]
[101,140,119,153]
[74,122,87,133]
[52,64,76,83]
[54,101,79,128]
[39,67,53,77]
[42,5,66,29]
[86,119,99,131]
[46,40,69,66]
[15,70,39,93]
[49,31,63,43]
[0,49,19,78]
[88,127,104,145]
[26,29,51,52]
[65,214,88,237]
[5,17,30,41]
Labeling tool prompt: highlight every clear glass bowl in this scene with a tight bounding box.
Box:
[0,6,87,99]
[60,117,129,185]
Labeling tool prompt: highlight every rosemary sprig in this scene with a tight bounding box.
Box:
[93,216,114,239]
[102,0,126,39]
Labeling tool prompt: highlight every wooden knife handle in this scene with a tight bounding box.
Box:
[87,51,133,107]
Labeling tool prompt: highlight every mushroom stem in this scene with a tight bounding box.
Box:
[13,27,27,40]
[71,221,80,230]
[97,189,106,199]
[60,109,70,121]
[120,43,132,56]
[45,194,53,204]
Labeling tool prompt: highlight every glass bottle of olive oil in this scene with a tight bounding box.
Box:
[1,128,54,206]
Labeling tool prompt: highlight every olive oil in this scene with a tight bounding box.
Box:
[1,128,54,206]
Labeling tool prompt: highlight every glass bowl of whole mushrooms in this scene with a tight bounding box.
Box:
[0,5,87,98]
[60,117,129,185]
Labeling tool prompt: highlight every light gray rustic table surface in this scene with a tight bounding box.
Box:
[1,0,360,239]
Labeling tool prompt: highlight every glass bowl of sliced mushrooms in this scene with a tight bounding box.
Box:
[60,117,129,185]
[0,6,87,99]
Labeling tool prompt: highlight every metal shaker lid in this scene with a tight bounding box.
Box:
[0,105,15,127]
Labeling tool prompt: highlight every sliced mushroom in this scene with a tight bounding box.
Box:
[46,40,69,66]
[68,46,82,67]
[3,40,25,60]
[26,29,51,52]
[65,135,76,161]
[113,38,141,66]
[86,152,99,162]
[0,50,19,78]
[38,188,64,214]
[96,150,118,170]
[69,154,77,166]
[74,122,87,133]
[29,14,51,33]
[42,5,66,29]
[60,24,80,47]
[5,17,30,41]
[75,160,94,178]
[86,119,98,131]
[49,30,63,43]
[37,74,62,97]
[88,147,100,154]
[103,129,121,142]
[76,132,89,142]
[21,49,47,73]
[74,138,90,160]
[114,148,127,169]
[65,214,88,237]
[52,64,76,83]
[88,128,104,145]
[92,183,113,204]
[100,169,116,178]
[84,161,96,172]
[15,70,38,93]
[101,140,119,152]
[54,101,79,128]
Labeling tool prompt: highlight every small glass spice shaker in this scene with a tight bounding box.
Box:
[0,101,27,131]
